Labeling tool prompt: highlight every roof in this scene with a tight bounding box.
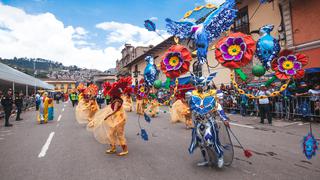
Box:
[124,36,175,68]
[0,62,54,89]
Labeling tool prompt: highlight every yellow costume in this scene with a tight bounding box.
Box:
[88,77,132,156]
[75,84,100,124]
[122,95,133,112]
[145,99,159,117]
[170,99,193,128]
[87,105,127,146]
[37,94,49,124]
[136,99,147,115]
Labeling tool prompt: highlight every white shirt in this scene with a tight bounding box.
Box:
[308,89,320,101]
[257,90,270,104]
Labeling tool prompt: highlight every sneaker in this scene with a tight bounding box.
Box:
[197,160,209,167]
[217,157,224,168]
[117,150,128,156]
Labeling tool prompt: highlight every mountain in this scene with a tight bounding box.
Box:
[0,57,102,81]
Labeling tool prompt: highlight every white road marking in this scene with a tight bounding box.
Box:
[57,114,62,122]
[62,108,65,112]
[230,122,255,129]
[0,130,11,133]
[0,137,4,140]
[0,133,13,137]
[38,132,55,158]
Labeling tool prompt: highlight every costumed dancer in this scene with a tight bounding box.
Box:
[37,92,49,124]
[170,84,194,129]
[135,79,148,115]
[87,77,132,156]
[75,84,99,124]
[188,83,230,168]
[145,94,159,118]
[47,95,54,121]
[122,86,133,112]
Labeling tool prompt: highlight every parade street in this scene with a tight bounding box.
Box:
[0,102,319,180]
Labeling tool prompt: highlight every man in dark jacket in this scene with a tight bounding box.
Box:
[1,89,13,127]
[14,92,23,121]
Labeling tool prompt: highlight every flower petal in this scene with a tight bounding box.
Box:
[226,37,234,46]
[174,59,183,70]
[286,69,296,76]
[293,62,302,71]
[222,53,234,61]
[234,51,244,61]
[166,65,175,71]
[234,37,244,45]
[220,44,229,54]
[278,64,285,72]
[163,56,170,65]
[240,42,247,51]
[287,55,297,62]
[277,56,286,65]
[294,70,305,79]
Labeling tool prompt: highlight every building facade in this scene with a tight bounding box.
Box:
[116,44,152,76]
[279,0,320,69]
[116,0,319,86]
[43,80,76,93]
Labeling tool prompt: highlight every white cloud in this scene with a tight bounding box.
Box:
[204,0,226,6]
[96,21,170,47]
[149,17,158,21]
[0,4,121,71]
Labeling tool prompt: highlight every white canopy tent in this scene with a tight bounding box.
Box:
[0,62,54,94]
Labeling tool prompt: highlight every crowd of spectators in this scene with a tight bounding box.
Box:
[214,82,320,122]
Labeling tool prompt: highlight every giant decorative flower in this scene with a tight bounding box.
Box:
[271,50,308,80]
[161,45,192,78]
[215,32,256,69]
[137,83,148,99]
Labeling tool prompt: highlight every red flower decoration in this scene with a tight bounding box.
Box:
[106,77,132,98]
[215,32,255,69]
[102,81,111,96]
[160,44,192,78]
[271,50,308,80]
[175,84,195,100]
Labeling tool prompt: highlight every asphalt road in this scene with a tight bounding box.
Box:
[0,102,319,180]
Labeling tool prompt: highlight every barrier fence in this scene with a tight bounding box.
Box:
[221,95,320,121]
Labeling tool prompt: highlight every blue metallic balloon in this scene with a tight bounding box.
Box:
[302,132,318,160]
[256,24,281,69]
[144,56,159,87]
[144,20,156,32]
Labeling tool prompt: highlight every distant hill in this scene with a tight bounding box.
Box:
[0,57,65,78]
[0,57,100,80]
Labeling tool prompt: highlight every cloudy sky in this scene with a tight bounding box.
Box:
[0,0,225,71]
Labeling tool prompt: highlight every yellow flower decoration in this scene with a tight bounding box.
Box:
[184,10,193,18]
[232,81,238,88]
[169,56,180,67]
[270,91,280,97]
[139,86,145,93]
[259,95,268,99]
[194,6,204,11]
[280,84,288,92]
[238,89,245,94]
[246,94,255,99]
[206,4,216,9]
[282,60,294,70]
[227,45,241,56]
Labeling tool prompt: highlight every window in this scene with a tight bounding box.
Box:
[232,6,250,34]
